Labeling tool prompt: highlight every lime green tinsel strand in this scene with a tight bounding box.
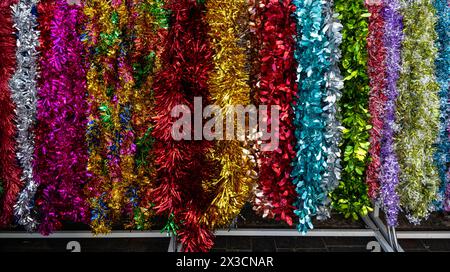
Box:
[396,0,440,223]
[330,0,372,220]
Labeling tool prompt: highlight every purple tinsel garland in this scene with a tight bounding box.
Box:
[34,0,89,235]
[379,0,402,227]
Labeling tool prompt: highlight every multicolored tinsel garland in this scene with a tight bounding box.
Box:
[202,0,257,229]
[396,0,440,224]
[83,0,114,233]
[129,0,168,230]
[151,0,215,252]
[0,0,23,227]
[11,0,40,231]
[84,0,134,233]
[379,0,402,227]
[434,0,450,212]
[253,0,298,226]
[108,0,136,225]
[33,0,89,234]
[366,0,387,200]
[320,0,344,220]
[330,0,372,220]
[291,0,329,233]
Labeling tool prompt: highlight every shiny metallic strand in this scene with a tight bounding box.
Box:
[319,0,343,220]
[396,0,440,223]
[11,0,39,231]
[201,0,257,229]
[433,0,450,211]
[292,0,329,233]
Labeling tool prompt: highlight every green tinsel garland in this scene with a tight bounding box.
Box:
[330,0,372,220]
[396,0,440,223]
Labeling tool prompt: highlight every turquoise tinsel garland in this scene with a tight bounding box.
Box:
[291,0,329,233]
[434,0,450,211]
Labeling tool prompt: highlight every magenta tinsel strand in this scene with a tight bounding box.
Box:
[379,0,402,227]
[34,0,89,235]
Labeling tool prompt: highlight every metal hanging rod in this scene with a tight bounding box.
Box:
[1,206,448,252]
[0,228,375,239]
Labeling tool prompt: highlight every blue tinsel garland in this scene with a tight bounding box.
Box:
[434,0,450,211]
[291,0,329,233]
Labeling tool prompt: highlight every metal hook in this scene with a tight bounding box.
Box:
[387,226,393,247]
[390,227,401,252]
[387,226,402,252]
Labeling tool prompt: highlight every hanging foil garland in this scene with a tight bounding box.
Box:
[291,0,328,233]
[330,0,372,220]
[151,0,215,252]
[11,0,39,231]
[366,0,387,200]
[253,0,298,226]
[21,0,55,231]
[248,0,275,219]
[83,0,129,233]
[33,0,89,234]
[318,0,343,220]
[108,0,136,224]
[247,0,261,107]
[83,0,111,233]
[0,0,23,227]
[202,0,257,229]
[434,0,450,212]
[379,0,402,227]
[396,0,440,224]
[128,0,169,230]
[446,0,450,212]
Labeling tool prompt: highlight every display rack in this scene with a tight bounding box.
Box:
[1,204,449,252]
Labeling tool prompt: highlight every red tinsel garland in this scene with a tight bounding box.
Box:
[150,0,215,252]
[0,0,23,227]
[366,2,387,199]
[254,0,297,225]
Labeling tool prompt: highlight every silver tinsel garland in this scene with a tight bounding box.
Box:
[10,0,39,231]
[317,0,344,220]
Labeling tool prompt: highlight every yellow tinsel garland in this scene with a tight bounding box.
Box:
[202,0,257,228]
